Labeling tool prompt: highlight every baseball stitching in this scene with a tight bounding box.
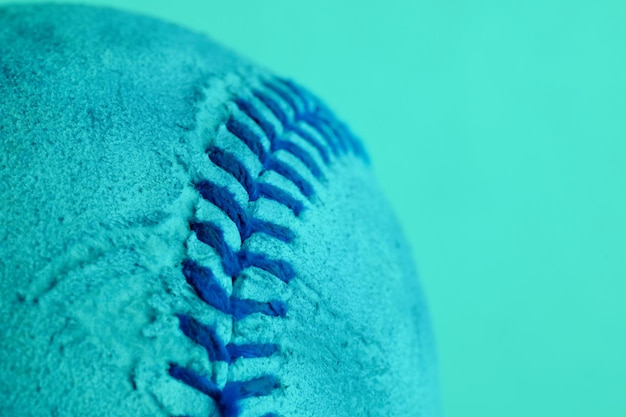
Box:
[168,76,367,417]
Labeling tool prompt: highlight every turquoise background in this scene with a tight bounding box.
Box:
[5,1,626,416]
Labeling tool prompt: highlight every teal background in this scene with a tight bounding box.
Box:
[5,1,626,416]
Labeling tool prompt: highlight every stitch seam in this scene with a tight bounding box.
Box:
[169,77,368,417]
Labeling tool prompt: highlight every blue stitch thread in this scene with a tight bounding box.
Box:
[177,314,280,364]
[190,221,295,281]
[262,79,306,117]
[182,259,287,320]
[251,90,289,126]
[172,76,369,417]
[182,259,231,313]
[226,117,268,162]
[236,97,325,180]
[230,298,287,320]
[208,147,257,199]
[234,98,278,142]
[272,139,325,180]
[169,365,280,417]
[238,250,296,283]
[256,182,305,217]
[263,79,345,158]
[208,147,305,216]
[253,88,331,164]
[195,181,297,241]
[194,182,247,237]
[190,222,241,276]
[224,376,280,400]
[299,111,343,155]
[168,364,221,398]
[288,123,332,163]
[274,76,370,161]
[220,376,281,417]
[298,81,369,161]
[324,115,368,161]
[245,218,295,243]
[226,343,279,361]
[276,78,327,120]
[308,109,354,155]
[227,114,317,194]
[262,156,315,198]
[177,314,230,362]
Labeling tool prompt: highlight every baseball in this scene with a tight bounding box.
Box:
[0,4,439,416]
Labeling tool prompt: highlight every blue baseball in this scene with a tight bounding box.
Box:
[0,4,440,416]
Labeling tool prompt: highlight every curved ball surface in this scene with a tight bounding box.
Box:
[0,4,439,417]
